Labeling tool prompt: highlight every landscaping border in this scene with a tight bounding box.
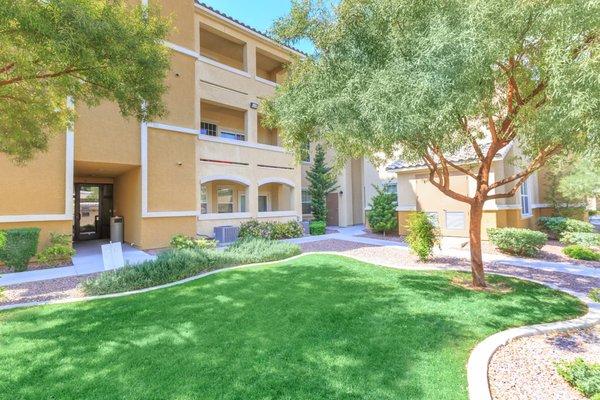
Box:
[1,251,599,400]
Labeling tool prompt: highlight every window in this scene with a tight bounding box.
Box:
[200,121,217,137]
[426,212,439,227]
[385,182,398,195]
[201,186,208,214]
[217,187,234,213]
[239,194,247,213]
[520,179,531,217]
[258,195,269,212]
[445,211,465,230]
[219,130,246,141]
[302,190,312,215]
[301,142,311,162]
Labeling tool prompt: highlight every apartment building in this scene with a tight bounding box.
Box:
[0,1,388,250]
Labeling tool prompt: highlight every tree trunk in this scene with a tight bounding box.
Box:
[469,202,487,288]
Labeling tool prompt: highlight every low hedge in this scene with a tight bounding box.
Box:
[0,227,40,271]
[556,358,600,399]
[487,228,547,257]
[563,245,600,261]
[537,217,594,239]
[170,234,217,251]
[560,232,600,247]
[309,220,326,236]
[82,238,301,295]
[238,220,304,240]
[36,233,75,266]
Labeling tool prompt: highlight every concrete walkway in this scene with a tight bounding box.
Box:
[0,241,155,286]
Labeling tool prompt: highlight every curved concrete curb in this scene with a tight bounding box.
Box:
[467,295,600,400]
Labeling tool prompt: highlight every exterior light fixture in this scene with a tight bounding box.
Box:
[250,101,259,109]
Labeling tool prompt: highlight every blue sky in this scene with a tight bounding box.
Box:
[199,0,315,54]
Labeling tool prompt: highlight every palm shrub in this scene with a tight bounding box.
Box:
[487,228,547,257]
[406,212,439,261]
[0,227,40,271]
[306,144,338,222]
[36,233,75,266]
[368,184,398,235]
[560,232,600,247]
[538,217,594,239]
[563,245,600,261]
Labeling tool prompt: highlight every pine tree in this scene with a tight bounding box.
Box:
[368,184,398,235]
[306,144,338,222]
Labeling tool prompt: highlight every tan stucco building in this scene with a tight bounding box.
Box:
[0,1,387,250]
[388,143,558,239]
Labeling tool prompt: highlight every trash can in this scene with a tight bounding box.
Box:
[110,216,124,243]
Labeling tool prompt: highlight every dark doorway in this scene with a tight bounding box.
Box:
[74,184,113,241]
[326,192,339,226]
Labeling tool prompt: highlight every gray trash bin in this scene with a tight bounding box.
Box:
[110,216,124,243]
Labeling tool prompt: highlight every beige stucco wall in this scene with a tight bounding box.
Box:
[113,167,142,246]
[142,217,197,250]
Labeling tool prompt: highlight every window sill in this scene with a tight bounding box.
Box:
[198,212,251,221]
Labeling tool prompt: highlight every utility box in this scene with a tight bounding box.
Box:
[214,225,239,244]
[110,216,124,243]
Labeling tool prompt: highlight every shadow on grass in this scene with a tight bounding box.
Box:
[0,254,585,400]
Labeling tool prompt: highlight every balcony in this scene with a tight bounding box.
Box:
[199,25,247,74]
[257,180,295,217]
[200,178,250,220]
[256,49,286,86]
[200,100,247,142]
[257,114,280,146]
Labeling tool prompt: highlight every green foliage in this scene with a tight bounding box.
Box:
[589,288,600,303]
[538,217,595,239]
[169,234,217,251]
[238,220,304,240]
[36,233,75,266]
[488,228,548,257]
[0,227,40,271]
[558,157,600,202]
[0,0,171,162]
[368,184,398,235]
[560,232,600,247]
[0,286,4,301]
[309,220,326,236]
[305,144,338,222]
[563,245,600,261]
[406,212,439,261]
[557,358,600,399]
[83,238,300,295]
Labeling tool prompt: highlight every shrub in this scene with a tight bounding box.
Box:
[538,216,594,239]
[35,232,75,266]
[556,358,600,399]
[0,286,4,301]
[406,212,439,261]
[368,184,398,235]
[563,245,600,261]
[589,288,600,303]
[0,227,40,271]
[83,238,300,295]
[170,234,217,251]
[238,220,304,240]
[309,220,326,236]
[560,232,600,247]
[487,228,548,257]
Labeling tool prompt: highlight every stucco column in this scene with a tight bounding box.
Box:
[245,42,256,76]
[248,179,259,216]
[246,107,258,144]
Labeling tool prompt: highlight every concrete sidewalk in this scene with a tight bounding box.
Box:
[0,241,155,286]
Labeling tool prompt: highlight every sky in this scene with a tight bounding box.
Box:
[199,0,315,54]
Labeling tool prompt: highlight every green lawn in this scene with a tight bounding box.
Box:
[0,254,585,400]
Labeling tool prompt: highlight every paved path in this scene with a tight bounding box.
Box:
[0,241,155,286]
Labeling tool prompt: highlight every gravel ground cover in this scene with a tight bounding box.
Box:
[489,325,600,400]
[357,232,407,243]
[0,274,98,306]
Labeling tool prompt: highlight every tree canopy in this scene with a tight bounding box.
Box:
[0,0,171,162]
[262,0,600,287]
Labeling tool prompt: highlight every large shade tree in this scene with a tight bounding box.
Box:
[262,0,600,287]
[0,0,171,162]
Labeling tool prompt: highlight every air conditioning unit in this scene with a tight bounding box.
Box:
[214,225,240,244]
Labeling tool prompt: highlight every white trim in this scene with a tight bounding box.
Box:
[163,41,200,59]
[257,211,297,218]
[520,178,533,218]
[141,122,148,215]
[254,75,278,87]
[482,203,522,211]
[143,211,198,219]
[197,133,287,153]
[198,55,251,78]
[198,212,251,221]
[257,177,295,187]
[532,203,551,209]
[147,122,197,135]
[396,205,417,212]
[0,214,72,223]
[200,175,251,186]
[194,3,305,58]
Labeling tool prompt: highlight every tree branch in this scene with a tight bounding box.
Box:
[422,152,474,204]
[0,62,15,75]
[0,66,80,86]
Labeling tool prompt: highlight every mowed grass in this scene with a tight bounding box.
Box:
[0,254,586,400]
